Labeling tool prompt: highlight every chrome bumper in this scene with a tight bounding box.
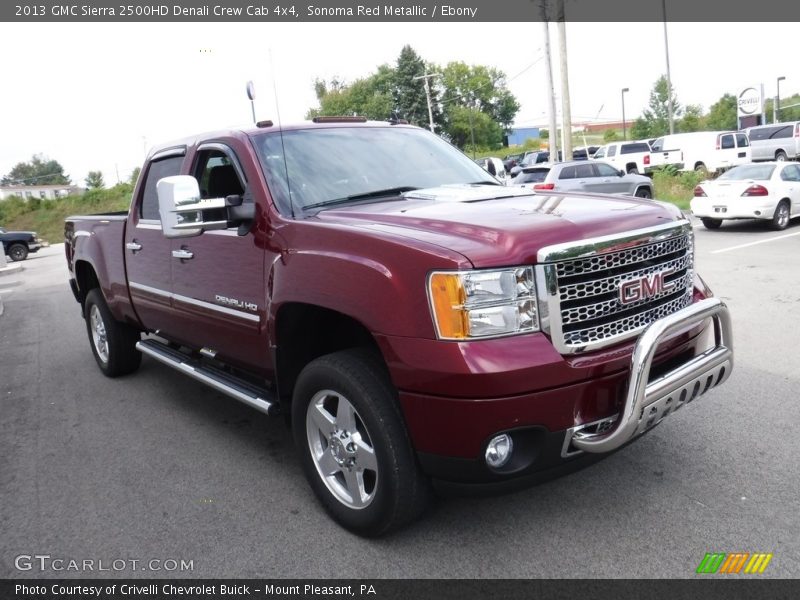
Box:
[565,298,733,455]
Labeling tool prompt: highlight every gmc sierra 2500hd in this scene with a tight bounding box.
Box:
[65,118,734,536]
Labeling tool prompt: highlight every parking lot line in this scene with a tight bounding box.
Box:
[710,230,800,254]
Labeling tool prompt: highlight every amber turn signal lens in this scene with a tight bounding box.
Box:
[428,273,468,339]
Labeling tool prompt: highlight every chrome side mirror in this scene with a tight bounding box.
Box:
[156,175,256,238]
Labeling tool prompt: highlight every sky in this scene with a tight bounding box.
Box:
[0,21,796,187]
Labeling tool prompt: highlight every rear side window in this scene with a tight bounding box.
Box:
[575,164,595,178]
[719,135,735,150]
[621,143,650,154]
[771,126,793,139]
[780,164,800,182]
[559,166,578,180]
[140,155,184,220]
[651,138,664,151]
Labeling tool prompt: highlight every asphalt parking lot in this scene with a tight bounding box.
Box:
[1,219,799,579]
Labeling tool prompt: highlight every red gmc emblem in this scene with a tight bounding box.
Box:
[619,269,676,305]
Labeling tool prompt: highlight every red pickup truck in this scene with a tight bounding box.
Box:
[65,118,734,536]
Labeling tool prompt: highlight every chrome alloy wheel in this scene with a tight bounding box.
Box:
[776,203,790,229]
[305,389,378,509]
[89,304,109,364]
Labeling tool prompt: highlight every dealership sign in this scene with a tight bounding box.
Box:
[738,87,763,117]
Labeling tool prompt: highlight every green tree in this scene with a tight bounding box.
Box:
[439,61,519,139]
[85,170,105,189]
[635,75,682,138]
[129,166,141,186]
[540,129,549,140]
[705,93,737,130]
[446,105,503,151]
[306,67,394,121]
[393,45,441,129]
[603,129,619,142]
[678,104,705,132]
[1,154,71,186]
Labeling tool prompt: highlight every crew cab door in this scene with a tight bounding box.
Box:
[124,148,185,335]
[167,142,267,371]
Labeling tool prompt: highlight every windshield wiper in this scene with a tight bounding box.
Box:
[303,186,419,211]
[467,180,503,186]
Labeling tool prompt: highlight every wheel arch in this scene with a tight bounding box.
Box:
[274,302,386,407]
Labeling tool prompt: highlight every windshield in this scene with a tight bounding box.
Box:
[718,164,775,181]
[251,126,496,213]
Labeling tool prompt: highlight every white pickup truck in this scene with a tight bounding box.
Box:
[647,137,684,173]
[591,141,651,174]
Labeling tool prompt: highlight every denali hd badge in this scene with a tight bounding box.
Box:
[215,294,258,312]
[618,269,676,305]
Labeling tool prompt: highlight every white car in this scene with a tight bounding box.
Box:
[690,162,800,230]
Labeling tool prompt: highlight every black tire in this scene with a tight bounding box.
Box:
[8,243,28,261]
[701,217,722,230]
[775,151,787,162]
[694,163,708,174]
[627,165,639,174]
[771,200,791,231]
[634,187,652,199]
[84,288,142,377]
[292,348,430,536]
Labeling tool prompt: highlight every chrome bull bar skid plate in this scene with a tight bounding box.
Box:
[564,297,733,456]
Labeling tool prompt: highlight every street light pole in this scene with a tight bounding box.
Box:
[776,76,786,123]
[621,88,629,140]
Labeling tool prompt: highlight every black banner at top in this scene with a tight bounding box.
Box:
[1,0,800,22]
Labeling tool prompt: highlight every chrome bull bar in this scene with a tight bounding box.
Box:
[566,298,733,455]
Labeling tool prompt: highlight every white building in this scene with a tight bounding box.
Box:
[0,184,83,201]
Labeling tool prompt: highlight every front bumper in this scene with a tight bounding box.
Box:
[28,242,42,252]
[388,298,732,485]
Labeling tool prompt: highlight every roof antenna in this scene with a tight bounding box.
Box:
[269,48,295,218]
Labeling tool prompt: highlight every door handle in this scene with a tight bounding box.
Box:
[172,248,194,260]
[126,241,142,253]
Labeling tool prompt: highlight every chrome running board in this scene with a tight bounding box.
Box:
[136,338,279,417]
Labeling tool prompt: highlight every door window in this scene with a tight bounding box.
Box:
[140,155,184,221]
[735,133,749,148]
[607,145,617,157]
[193,149,245,199]
[595,163,620,177]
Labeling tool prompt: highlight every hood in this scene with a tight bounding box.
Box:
[315,184,683,268]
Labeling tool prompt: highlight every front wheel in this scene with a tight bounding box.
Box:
[701,217,722,230]
[771,200,790,231]
[292,349,430,536]
[8,243,28,261]
[634,187,652,199]
[84,289,142,377]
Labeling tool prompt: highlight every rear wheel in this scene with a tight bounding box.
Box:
[771,200,791,231]
[627,165,639,174]
[634,187,652,199]
[775,151,787,162]
[8,243,28,261]
[84,289,142,377]
[292,349,430,536]
[701,217,722,230]
[694,162,708,174]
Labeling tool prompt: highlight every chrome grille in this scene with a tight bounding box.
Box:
[537,222,695,354]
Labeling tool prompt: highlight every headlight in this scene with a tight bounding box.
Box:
[427,267,539,340]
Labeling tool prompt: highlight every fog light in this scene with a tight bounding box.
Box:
[485,434,513,468]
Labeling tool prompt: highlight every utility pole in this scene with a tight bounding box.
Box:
[413,71,438,132]
[556,2,573,161]
[662,0,675,135]
[541,19,558,159]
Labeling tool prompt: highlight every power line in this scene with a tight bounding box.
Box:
[1,171,71,185]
